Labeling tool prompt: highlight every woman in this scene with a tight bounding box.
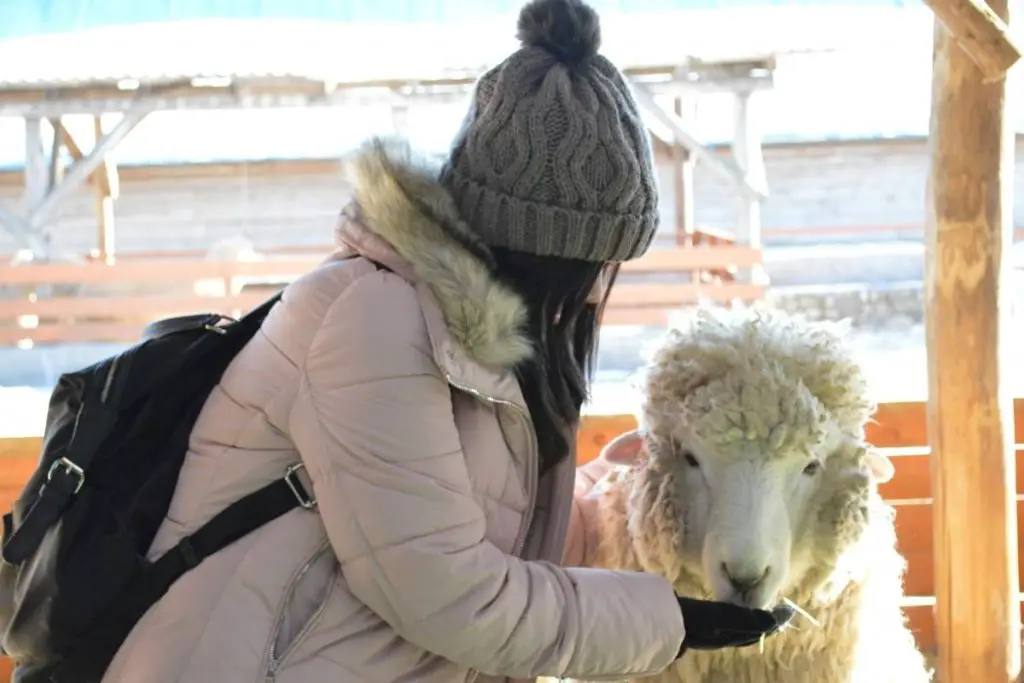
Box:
[102,1,790,681]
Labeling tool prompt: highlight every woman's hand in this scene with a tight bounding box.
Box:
[676,597,794,656]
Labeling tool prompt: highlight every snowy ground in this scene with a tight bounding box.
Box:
[2,321,1017,438]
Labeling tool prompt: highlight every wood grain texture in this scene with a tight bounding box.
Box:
[924,0,1022,80]
[925,3,1020,681]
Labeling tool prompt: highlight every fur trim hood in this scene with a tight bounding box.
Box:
[337,137,533,370]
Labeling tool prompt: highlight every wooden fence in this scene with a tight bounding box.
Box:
[0,245,764,345]
[2,397,1016,679]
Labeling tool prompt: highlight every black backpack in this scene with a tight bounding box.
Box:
[0,293,317,683]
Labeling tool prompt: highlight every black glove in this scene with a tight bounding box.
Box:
[676,597,795,657]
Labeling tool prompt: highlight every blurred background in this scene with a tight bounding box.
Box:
[0,0,1021,435]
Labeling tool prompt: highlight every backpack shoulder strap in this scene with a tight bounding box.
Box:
[53,465,315,682]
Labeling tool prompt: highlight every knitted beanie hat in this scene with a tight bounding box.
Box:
[439,0,659,263]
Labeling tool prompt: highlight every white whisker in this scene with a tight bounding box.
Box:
[783,597,821,628]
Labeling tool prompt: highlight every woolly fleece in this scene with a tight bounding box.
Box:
[572,306,931,683]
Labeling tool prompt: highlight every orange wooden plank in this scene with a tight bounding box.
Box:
[620,246,763,272]
[868,397,1024,448]
[904,604,936,654]
[892,499,1024,598]
[2,296,759,343]
[880,449,1024,501]
[0,292,270,320]
[577,414,639,465]
[0,246,759,289]
[607,282,766,308]
[0,656,12,683]
[879,455,933,501]
[0,258,322,287]
[866,401,933,448]
[0,323,151,345]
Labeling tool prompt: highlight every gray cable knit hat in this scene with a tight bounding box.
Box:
[439,0,659,263]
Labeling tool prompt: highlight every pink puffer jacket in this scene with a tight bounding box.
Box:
[100,139,685,683]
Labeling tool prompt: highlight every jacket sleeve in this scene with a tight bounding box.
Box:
[288,271,684,681]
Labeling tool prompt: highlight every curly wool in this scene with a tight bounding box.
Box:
[574,306,931,683]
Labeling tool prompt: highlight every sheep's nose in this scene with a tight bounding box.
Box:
[721,562,770,594]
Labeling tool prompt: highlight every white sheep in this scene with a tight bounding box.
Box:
[571,305,931,683]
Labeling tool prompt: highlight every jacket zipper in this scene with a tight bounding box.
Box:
[264,540,332,682]
[445,374,539,683]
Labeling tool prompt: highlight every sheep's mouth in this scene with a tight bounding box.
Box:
[681,576,777,610]
[720,590,778,611]
[711,576,781,610]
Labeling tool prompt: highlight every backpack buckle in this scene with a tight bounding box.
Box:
[284,463,317,510]
[47,457,86,495]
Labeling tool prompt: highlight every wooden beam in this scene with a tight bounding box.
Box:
[0,205,46,257]
[0,63,751,118]
[58,125,84,161]
[629,82,767,201]
[46,117,64,190]
[27,105,150,229]
[926,3,1020,682]
[924,0,1022,81]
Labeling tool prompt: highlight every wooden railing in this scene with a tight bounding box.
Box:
[2,396,983,679]
[0,245,764,345]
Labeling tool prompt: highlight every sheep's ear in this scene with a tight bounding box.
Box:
[600,429,648,466]
[864,449,895,483]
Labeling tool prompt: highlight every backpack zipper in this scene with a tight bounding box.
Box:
[444,374,538,683]
[100,353,122,403]
[264,540,331,681]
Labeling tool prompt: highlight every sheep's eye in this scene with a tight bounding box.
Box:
[683,452,700,468]
[802,460,822,476]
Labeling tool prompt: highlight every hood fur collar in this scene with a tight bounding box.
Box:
[341,137,533,370]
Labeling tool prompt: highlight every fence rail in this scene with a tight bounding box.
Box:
[0,245,765,344]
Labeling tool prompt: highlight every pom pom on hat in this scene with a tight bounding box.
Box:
[516,0,602,66]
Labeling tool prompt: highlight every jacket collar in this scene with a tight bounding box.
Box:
[335,137,533,406]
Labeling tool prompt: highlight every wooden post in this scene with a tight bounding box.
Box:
[925,0,1019,681]
[23,117,47,210]
[671,97,696,249]
[732,89,764,285]
[91,116,118,263]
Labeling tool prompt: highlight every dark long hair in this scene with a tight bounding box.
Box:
[490,247,618,474]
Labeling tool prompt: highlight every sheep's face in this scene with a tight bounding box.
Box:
[636,308,875,611]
